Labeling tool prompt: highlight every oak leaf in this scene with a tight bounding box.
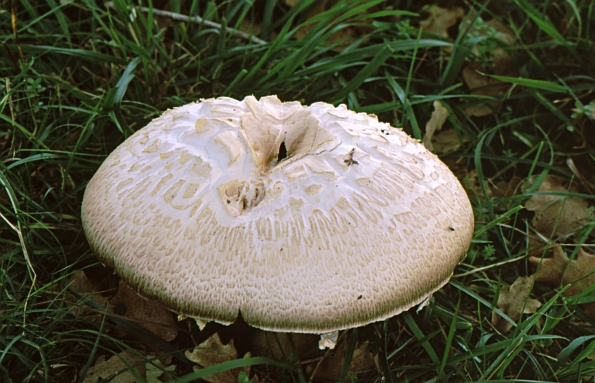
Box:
[185,333,255,383]
[525,175,590,240]
[419,6,465,39]
[109,281,178,342]
[66,270,110,318]
[492,276,542,332]
[529,246,595,297]
[82,350,145,383]
[531,246,595,317]
[82,350,174,383]
[423,101,449,152]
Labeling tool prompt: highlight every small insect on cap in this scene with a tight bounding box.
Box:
[81,95,474,334]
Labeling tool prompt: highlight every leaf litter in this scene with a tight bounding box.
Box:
[65,270,112,320]
[491,173,593,332]
[185,332,255,383]
[109,281,179,342]
[492,276,542,333]
[82,350,174,383]
[423,101,450,152]
[531,246,595,317]
[525,175,591,242]
[419,5,465,40]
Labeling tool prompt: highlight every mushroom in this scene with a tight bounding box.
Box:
[81,95,474,349]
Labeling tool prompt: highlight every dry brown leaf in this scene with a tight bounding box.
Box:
[492,276,542,332]
[531,246,595,298]
[185,333,253,383]
[462,63,503,117]
[531,246,595,317]
[146,360,176,383]
[423,101,449,152]
[432,129,468,154]
[530,246,570,286]
[66,270,110,318]
[419,6,465,39]
[82,350,174,383]
[109,281,178,342]
[82,350,145,383]
[525,175,590,239]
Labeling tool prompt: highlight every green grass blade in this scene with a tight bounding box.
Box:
[8,45,128,64]
[176,357,295,382]
[104,56,141,136]
[514,0,569,44]
[331,44,394,104]
[385,72,421,139]
[487,74,569,93]
[402,312,441,366]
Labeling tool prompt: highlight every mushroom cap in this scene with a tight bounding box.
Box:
[81,95,474,334]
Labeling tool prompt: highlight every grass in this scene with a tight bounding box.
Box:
[1,0,595,382]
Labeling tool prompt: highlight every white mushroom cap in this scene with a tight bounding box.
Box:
[81,95,474,334]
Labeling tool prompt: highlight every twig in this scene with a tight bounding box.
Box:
[104,2,267,45]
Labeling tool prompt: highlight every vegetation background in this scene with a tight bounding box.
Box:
[1,0,595,382]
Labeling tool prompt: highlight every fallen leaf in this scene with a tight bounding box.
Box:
[82,350,145,383]
[492,276,542,332]
[66,270,110,318]
[82,350,174,383]
[432,129,468,154]
[525,175,590,240]
[530,245,569,286]
[423,101,449,152]
[531,246,595,317]
[185,333,253,383]
[146,360,176,383]
[531,246,595,299]
[419,5,465,40]
[109,281,178,342]
[462,63,503,117]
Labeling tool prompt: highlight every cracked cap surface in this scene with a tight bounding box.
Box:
[81,95,474,333]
